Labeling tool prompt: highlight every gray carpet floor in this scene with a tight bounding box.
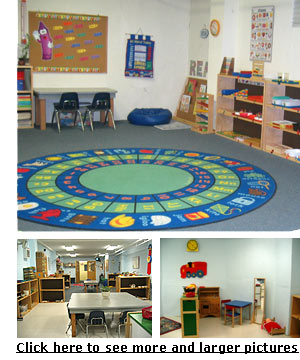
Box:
[18,121,300,231]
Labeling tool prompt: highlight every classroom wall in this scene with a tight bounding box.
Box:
[22,0,191,120]
[118,241,152,276]
[160,238,293,330]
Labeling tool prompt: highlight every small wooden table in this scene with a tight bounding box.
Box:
[34,87,117,130]
[84,280,99,293]
[224,300,252,327]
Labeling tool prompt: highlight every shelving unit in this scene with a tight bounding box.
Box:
[17,65,34,129]
[180,296,199,338]
[216,74,264,149]
[191,92,214,134]
[62,274,71,289]
[39,278,65,303]
[36,251,48,277]
[263,80,300,162]
[108,273,120,287]
[290,295,300,337]
[198,287,220,318]
[17,279,39,318]
[116,276,150,300]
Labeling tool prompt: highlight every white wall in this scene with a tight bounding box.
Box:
[160,238,293,331]
[119,241,152,276]
[22,0,191,120]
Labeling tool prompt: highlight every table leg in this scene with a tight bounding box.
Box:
[71,313,77,337]
[84,285,87,293]
[224,307,227,325]
[38,99,46,130]
[96,285,99,293]
[232,309,234,328]
[240,307,243,325]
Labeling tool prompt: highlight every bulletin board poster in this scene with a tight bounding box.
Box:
[29,11,108,73]
[125,35,155,78]
[250,6,274,62]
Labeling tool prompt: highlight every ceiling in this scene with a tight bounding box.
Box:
[37,238,146,258]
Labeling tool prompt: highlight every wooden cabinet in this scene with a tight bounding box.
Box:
[198,287,220,318]
[17,279,39,318]
[108,273,119,287]
[17,65,34,129]
[216,74,264,149]
[180,296,199,338]
[62,274,71,289]
[39,278,65,302]
[263,80,300,162]
[36,251,48,277]
[116,276,150,300]
[290,295,300,337]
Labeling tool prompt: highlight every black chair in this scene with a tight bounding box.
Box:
[51,92,84,132]
[86,311,108,337]
[117,311,131,337]
[83,92,116,131]
[66,302,86,334]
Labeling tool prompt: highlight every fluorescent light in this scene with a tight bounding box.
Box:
[69,253,77,257]
[64,245,75,251]
[105,245,120,251]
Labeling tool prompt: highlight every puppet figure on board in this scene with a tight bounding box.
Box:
[33,21,53,60]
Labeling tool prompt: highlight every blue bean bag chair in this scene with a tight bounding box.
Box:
[127,108,172,126]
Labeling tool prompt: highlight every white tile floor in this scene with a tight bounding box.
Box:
[160,316,288,338]
[17,303,126,338]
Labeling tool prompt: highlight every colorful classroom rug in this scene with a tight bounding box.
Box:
[17,148,276,230]
[160,317,181,335]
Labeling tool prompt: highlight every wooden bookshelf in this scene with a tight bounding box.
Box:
[17,279,39,318]
[62,274,71,289]
[17,65,34,129]
[116,276,150,300]
[290,295,300,337]
[39,278,65,303]
[108,273,120,287]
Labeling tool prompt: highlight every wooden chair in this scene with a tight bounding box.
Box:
[221,299,231,319]
[224,305,240,327]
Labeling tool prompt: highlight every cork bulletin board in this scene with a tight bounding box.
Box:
[29,11,108,73]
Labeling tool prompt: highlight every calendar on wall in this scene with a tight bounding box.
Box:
[125,34,155,78]
[250,6,274,62]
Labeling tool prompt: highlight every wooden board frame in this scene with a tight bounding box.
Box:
[29,11,107,73]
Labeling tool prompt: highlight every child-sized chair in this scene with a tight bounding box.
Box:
[83,92,116,131]
[221,299,232,319]
[224,305,240,327]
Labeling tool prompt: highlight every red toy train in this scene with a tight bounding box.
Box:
[180,261,207,279]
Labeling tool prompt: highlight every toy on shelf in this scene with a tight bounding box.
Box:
[270,120,296,130]
[262,318,286,335]
[232,71,252,78]
[233,110,262,123]
[183,284,197,297]
[272,96,300,108]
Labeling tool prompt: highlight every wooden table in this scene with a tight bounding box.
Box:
[34,87,117,130]
[68,292,149,337]
[84,280,99,293]
[224,300,252,327]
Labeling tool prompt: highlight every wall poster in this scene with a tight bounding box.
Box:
[250,6,274,62]
[125,34,155,78]
[29,11,108,73]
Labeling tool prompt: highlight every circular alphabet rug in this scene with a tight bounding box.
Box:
[17,148,276,230]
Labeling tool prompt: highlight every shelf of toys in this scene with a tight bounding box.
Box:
[191,92,214,134]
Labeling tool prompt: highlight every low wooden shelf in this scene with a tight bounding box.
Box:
[116,276,150,300]
[62,274,71,289]
[108,273,120,287]
[17,279,39,318]
[17,65,34,129]
[290,295,300,337]
[180,296,199,338]
[39,278,65,303]
[198,286,220,318]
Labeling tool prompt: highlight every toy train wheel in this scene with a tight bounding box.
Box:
[187,272,191,278]
[197,270,204,278]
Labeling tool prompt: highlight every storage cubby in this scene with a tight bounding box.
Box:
[108,273,120,287]
[198,287,220,318]
[17,65,34,129]
[17,279,39,318]
[290,295,300,337]
[263,80,300,162]
[39,278,65,302]
[62,274,71,289]
[180,296,199,338]
[216,74,264,149]
[116,276,150,300]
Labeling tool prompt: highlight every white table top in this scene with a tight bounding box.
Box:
[34,87,117,95]
[69,292,149,314]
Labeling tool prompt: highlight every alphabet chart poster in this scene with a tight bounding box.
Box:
[250,6,274,62]
[125,34,155,78]
[29,12,108,73]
